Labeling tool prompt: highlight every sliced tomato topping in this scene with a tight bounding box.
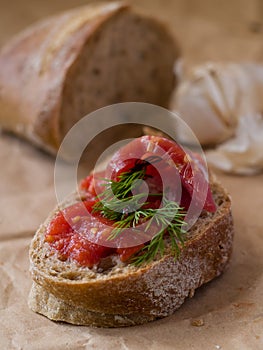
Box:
[117,244,144,262]
[46,135,216,268]
[106,135,216,212]
[45,201,115,267]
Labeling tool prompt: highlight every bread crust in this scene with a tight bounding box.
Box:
[0,3,125,148]
[0,2,179,153]
[28,176,234,327]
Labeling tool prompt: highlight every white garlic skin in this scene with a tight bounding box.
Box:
[171,62,263,174]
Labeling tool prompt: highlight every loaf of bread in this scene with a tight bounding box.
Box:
[28,174,233,327]
[0,2,179,154]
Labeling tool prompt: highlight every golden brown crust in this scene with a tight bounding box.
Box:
[28,176,234,326]
[29,282,157,327]
[0,2,179,153]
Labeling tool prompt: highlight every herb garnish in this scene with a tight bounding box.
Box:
[92,157,187,266]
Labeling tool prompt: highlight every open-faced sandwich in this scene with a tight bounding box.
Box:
[28,135,234,327]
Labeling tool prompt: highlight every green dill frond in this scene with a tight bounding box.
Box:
[91,161,188,266]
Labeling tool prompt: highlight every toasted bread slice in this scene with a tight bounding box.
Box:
[28,175,234,327]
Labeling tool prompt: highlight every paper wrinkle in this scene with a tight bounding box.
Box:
[0,135,56,237]
[0,269,13,310]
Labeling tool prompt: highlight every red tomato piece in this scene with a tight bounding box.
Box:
[117,244,144,262]
[106,135,216,212]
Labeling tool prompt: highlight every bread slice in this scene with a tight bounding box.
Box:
[28,175,234,327]
[0,2,179,154]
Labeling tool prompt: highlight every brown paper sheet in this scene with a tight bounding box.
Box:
[1,128,263,350]
[0,0,263,348]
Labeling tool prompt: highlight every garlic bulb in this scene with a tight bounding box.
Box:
[171,62,263,174]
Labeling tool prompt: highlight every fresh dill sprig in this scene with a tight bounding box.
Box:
[92,168,149,222]
[92,158,187,266]
[129,200,186,266]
